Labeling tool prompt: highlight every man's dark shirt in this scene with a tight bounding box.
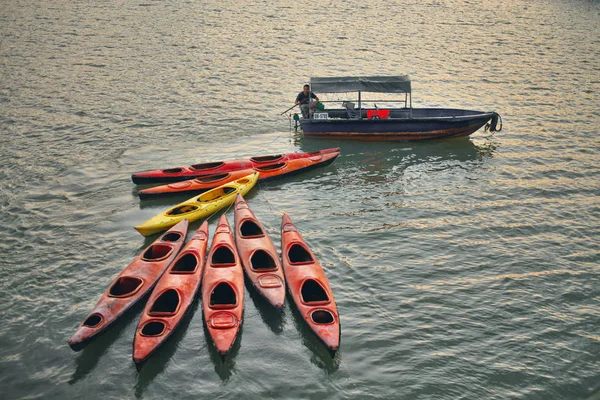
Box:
[296,91,317,104]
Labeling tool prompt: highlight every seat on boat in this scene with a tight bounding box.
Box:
[343,101,359,119]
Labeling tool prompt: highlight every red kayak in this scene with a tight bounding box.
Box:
[233,194,285,309]
[280,214,340,352]
[201,215,244,357]
[137,149,340,199]
[131,148,340,184]
[133,221,209,366]
[68,220,188,351]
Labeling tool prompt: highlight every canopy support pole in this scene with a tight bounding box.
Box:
[358,91,362,120]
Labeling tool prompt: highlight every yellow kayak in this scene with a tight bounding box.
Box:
[135,172,259,236]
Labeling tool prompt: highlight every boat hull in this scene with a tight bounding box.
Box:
[67,220,188,351]
[138,150,339,199]
[202,215,244,356]
[133,222,209,366]
[132,148,340,184]
[301,109,497,141]
[280,214,340,352]
[134,172,258,237]
[234,194,286,309]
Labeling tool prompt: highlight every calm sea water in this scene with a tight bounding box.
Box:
[1,0,599,399]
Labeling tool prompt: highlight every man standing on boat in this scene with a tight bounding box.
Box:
[295,84,319,118]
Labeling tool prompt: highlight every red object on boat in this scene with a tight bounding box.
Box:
[68,220,188,351]
[366,109,390,119]
[201,214,244,356]
[137,149,340,199]
[233,194,285,309]
[280,214,340,352]
[132,221,209,366]
[131,148,341,185]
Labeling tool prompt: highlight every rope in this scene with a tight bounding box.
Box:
[263,129,291,147]
[484,112,503,134]
[256,179,285,217]
[253,179,290,238]
[204,195,236,224]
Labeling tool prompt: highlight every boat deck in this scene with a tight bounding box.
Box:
[308,107,491,120]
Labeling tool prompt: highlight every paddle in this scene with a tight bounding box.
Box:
[280,104,298,115]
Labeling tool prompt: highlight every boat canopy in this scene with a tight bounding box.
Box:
[310,76,411,94]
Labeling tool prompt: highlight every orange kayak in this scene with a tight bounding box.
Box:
[201,214,244,357]
[68,220,188,351]
[280,214,340,352]
[233,194,285,309]
[131,148,340,184]
[138,150,340,199]
[133,221,209,366]
[137,149,340,199]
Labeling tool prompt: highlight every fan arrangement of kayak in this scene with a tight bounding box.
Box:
[68,148,342,366]
[68,197,341,366]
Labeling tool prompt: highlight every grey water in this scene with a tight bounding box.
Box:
[1,0,599,399]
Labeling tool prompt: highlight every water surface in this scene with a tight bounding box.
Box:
[1,0,599,399]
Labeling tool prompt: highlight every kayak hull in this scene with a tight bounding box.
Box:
[234,194,285,309]
[134,172,258,237]
[202,215,244,356]
[133,222,209,365]
[68,220,188,351]
[132,148,340,184]
[280,214,340,352]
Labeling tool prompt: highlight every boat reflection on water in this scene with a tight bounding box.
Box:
[295,133,497,181]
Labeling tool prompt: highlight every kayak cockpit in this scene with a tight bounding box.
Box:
[239,220,265,238]
[149,289,180,316]
[167,205,199,216]
[288,243,314,264]
[162,167,183,174]
[109,276,144,298]
[196,173,230,183]
[250,250,278,271]
[162,232,183,242]
[251,154,283,163]
[142,244,175,261]
[301,279,329,303]
[140,321,166,336]
[170,253,199,274]
[211,246,236,266]
[311,309,335,324]
[83,314,103,327]
[209,282,237,308]
[255,162,286,172]
[190,161,224,171]
[197,186,237,203]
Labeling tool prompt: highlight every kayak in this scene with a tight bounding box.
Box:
[233,194,285,309]
[131,148,340,184]
[201,214,244,357]
[137,149,340,199]
[280,214,340,352]
[133,221,209,366]
[134,172,258,237]
[68,220,188,351]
